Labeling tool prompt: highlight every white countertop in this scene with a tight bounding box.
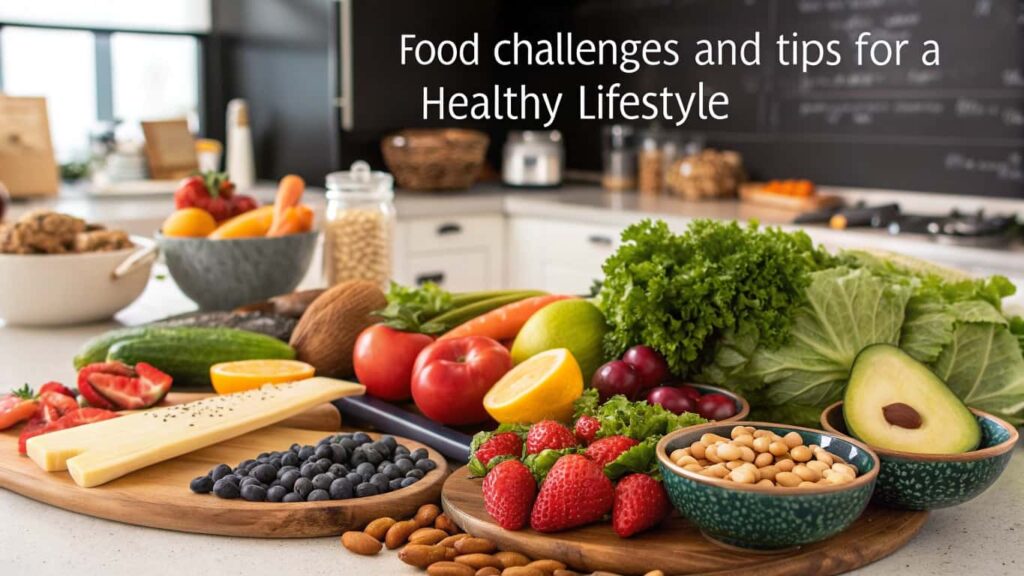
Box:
[2,183,1023,575]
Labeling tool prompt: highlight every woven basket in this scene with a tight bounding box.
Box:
[381,129,489,191]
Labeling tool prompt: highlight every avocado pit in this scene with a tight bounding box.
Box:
[882,402,922,429]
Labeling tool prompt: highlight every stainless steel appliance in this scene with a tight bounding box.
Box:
[502,130,564,187]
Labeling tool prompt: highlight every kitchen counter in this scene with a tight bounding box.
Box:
[2,183,1023,575]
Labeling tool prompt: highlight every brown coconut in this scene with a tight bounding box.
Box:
[289,280,386,377]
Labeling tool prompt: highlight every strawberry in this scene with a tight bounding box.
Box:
[77,362,133,410]
[482,460,536,530]
[612,473,670,538]
[475,432,523,468]
[530,454,613,533]
[38,381,75,398]
[19,407,120,455]
[573,415,601,444]
[585,435,639,468]
[526,420,577,455]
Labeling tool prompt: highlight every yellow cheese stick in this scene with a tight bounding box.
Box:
[27,377,364,488]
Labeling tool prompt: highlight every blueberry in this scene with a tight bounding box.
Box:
[297,445,315,461]
[350,450,368,466]
[352,432,371,444]
[213,478,240,499]
[395,459,414,474]
[369,441,391,457]
[277,465,297,479]
[251,463,277,484]
[281,452,300,467]
[406,469,425,480]
[346,472,363,485]
[315,445,333,460]
[315,457,333,471]
[318,435,335,446]
[389,478,404,491]
[328,463,348,477]
[294,477,314,498]
[240,476,264,488]
[312,473,334,491]
[363,447,384,465]
[241,484,267,502]
[340,438,358,451]
[267,485,288,502]
[239,458,257,470]
[210,464,232,481]
[355,482,379,498]
[268,457,282,469]
[279,469,300,490]
[300,462,319,479]
[190,475,214,493]
[369,473,390,493]
[330,444,348,463]
[410,448,428,462]
[381,436,398,451]
[394,445,410,456]
[282,492,303,503]
[290,443,301,453]
[307,489,330,502]
[381,464,402,480]
[329,478,353,500]
[400,477,419,488]
[221,474,241,486]
[416,459,437,472]
[356,462,376,478]
[269,479,283,488]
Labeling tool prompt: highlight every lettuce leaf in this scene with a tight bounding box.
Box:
[932,322,1024,426]
[604,437,660,480]
[574,392,706,441]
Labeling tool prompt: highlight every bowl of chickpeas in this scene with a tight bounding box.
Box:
[656,422,880,551]
[821,401,1018,510]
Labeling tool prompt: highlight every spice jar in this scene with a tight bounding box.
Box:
[324,161,395,288]
[601,125,636,191]
[637,131,663,196]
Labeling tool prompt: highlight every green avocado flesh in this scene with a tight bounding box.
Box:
[844,344,981,455]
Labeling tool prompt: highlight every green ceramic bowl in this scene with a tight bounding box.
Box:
[656,421,880,552]
[686,383,751,423]
[820,402,1018,510]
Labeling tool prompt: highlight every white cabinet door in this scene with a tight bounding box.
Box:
[507,218,622,294]
[393,214,505,290]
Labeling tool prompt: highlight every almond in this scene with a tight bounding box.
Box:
[363,517,396,541]
[399,544,448,568]
[385,519,419,550]
[446,547,459,561]
[477,568,502,576]
[436,513,460,534]
[526,559,566,574]
[415,503,442,527]
[495,551,531,568]
[440,533,471,548]
[410,527,450,546]
[456,553,504,570]
[341,531,381,556]
[501,568,544,576]
[553,571,581,576]
[644,571,666,576]
[427,561,476,576]
[454,537,497,555]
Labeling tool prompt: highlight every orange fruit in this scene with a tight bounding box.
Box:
[162,208,217,238]
[209,206,275,239]
[210,360,316,394]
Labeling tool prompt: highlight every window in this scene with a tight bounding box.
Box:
[1,27,97,161]
[111,33,200,139]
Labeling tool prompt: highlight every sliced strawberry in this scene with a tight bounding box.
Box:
[38,391,78,417]
[77,362,133,410]
[38,381,76,398]
[18,416,48,454]
[88,363,172,410]
[47,407,119,431]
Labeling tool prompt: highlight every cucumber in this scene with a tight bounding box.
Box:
[74,327,295,387]
[424,291,545,332]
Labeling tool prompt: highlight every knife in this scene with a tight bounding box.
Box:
[334,396,473,462]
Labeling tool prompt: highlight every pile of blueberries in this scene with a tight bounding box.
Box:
[189,432,438,503]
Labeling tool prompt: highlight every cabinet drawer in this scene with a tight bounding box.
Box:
[405,215,504,254]
[402,249,489,292]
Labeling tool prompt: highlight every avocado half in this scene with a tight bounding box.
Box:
[844,344,981,455]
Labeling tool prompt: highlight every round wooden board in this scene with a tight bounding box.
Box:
[0,426,447,538]
[442,466,928,576]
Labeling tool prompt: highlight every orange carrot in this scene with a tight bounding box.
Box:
[294,204,315,232]
[267,205,315,237]
[267,174,305,236]
[439,294,577,342]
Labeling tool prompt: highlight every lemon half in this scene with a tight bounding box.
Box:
[483,348,583,424]
[210,359,316,395]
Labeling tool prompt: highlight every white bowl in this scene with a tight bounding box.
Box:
[0,236,155,326]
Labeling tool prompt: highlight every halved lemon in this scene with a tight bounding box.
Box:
[210,359,316,395]
[483,348,584,424]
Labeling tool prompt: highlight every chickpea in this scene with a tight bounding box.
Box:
[705,444,722,463]
[783,432,804,448]
[731,426,754,439]
[775,459,795,472]
[674,455,698,467]
[716,443,742,462]
[739,446,756,462]
[752,436,772,453]
[701,433,729,445]
[690,441,707,460]
[768,441,789,457]
[683,463,703,473]
[806,460,830,473]
[730,467,757,484]
[798,481,817,488]
[701,464,729,478]
[758,465,778,481]
[793,464,822,482]
[754,452,774,468]
[726,460,745,471]
[733,434,755,449]
[813,448,834,466]
[753,429,772,438]
[756,479,775,487]
[670,449,689,462]
[790,445,813,462]
[832,463,857,478]
[775,471,802,488]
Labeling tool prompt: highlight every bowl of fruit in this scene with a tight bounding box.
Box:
[657,422,880,551]
[591,345,749,422]
[158,174,318,311]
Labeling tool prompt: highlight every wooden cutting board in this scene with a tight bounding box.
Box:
[442,466,928,576]
[740,183,843,211]
[0,400,448,537]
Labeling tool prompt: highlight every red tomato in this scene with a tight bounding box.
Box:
[353,325,434,401]
[410,336,512,425]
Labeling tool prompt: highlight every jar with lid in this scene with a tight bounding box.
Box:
[324,161,395,288]
[601,124,636,191]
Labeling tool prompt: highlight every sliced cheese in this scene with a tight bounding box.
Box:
[27,377,364,488]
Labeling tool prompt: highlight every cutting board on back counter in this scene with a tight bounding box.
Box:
[0,394,448,538]
[740,183,843,212]
[442,467,929,576]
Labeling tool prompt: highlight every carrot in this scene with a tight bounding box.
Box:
[267,205,315,237]
[267,174,305,236]
[439,294,577,342]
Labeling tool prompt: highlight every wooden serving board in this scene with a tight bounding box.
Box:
[0,423,448,538]
[740,183,843,211]
[442,466,928,576]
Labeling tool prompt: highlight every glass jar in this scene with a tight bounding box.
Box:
[601,125,636,191]
[324,161,395,288]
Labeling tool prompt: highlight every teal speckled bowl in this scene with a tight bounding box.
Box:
[656,421,880,552]
[821,402,1018,510]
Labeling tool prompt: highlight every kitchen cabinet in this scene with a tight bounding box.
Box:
[506,217,622,295]
[392,214,505,291]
